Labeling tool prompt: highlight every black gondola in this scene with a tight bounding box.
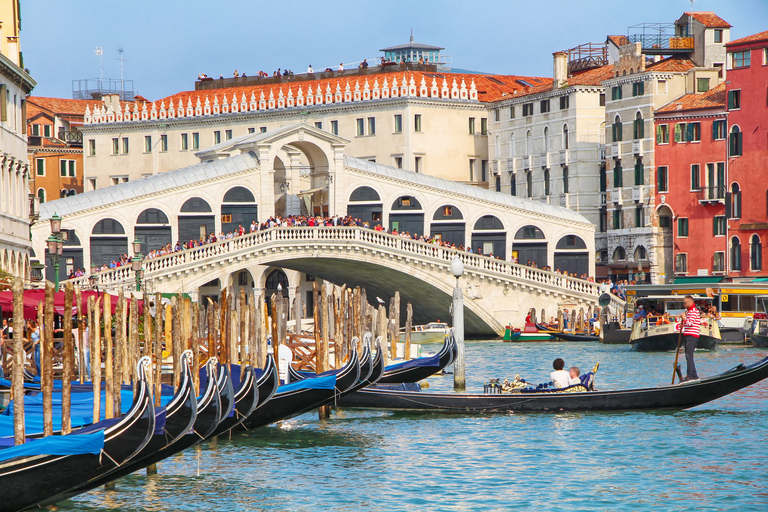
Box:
[208,362,259,439]
[50,350,199,502]
[376,334,456,384]
[550,332,600,342]
[239,347,360,430]
[288,341,371,384]
[337,355,768,413]
[632,332,718,352]
[0,358,156,512]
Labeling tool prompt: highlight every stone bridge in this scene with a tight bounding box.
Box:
[63,226,621,336]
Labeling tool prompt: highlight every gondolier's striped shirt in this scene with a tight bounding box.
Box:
[683,306,701,337]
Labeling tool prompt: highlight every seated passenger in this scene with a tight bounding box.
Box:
[550,358,570,388]
[569,366,581,386]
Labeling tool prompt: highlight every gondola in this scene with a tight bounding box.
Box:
[48,350,199,503]
[376,334,456,384]
[288,341,371,384]
[601,321,632,344]
[239,347,360,430]
[208,362,259,439]
[336,355,768,413]
[0,357,156,512]
[550,332,600,342]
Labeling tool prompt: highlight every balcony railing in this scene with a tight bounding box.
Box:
[697,186,725,204]
[60,130,83,145]
[627,23,694,54]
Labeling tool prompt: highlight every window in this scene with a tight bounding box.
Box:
[468,117,475,135]
[612,116,622,142]
[248,127,256,134]
[544,127,550,151]
[633,113,644,139]
[697,77,710,92]
[111,137,119,155]
[260,126,267,133]
[562,125,569,150]
[634,158,644,185]
[632,81,645,97]
[544,169,550,195]
[728,89,741,110]
[635,206,645,228]
[495,176,501,192]
[43,124,52,137]
[121,137,129,154]
[192,132,200,149]
[675,253,688,273]
[213,131,221,144]
[414,156,422,173]
[713,216,726,236]
[394,156,402,168]
[729,183,742,219]
[59,159,75,177]
[611,86,622,100]
[688,122,701,142]
[677,218,689,237]
[225,129,233,140]
[31,124,39,136]
[657,124,669,144]
[613,159,623,187]
[88,139,96,156]
[658,80,668,94]
[314,122,322,130]
[751,235,762,271]
[657,166,668,192]
[712,119,726,140]
[714,29,723,43]
[443,206,453,216]
[612,209,623,229]
[526,171,533,197]
[221,214,232,223]
[674,122,688,143]
[729,126,742,156]
[356,118,364,136]
[714,252,725,272]
[37,188,45,204]
[35,158,45,176]
[731,237,742,271]
[522,103,533,116]
[540,100,550,113]
[690,164,700,190]
[181,133,188,150]
[467,158,474,181]
[560,95,569,110]
[394,114,402,133]
[480,118,488,135]
[481,160,488,182]
[367,117,376,135]
[330,120,339,135]
[599,93,606,106]
[144,135,152,152]
[494,109,500,122]
[509,105,515,119]
[160,134,168,152]
[510,174,517,196]
[732,50,751,69]
[563,167,569,194]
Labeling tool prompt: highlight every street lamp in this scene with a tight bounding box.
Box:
[450,257,465,391]
[30,260,45,283]
[46,213,65,290]
[131,238,144,292]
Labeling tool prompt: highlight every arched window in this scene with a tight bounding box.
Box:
[60,189,68,199]
[68,189,77,196]
[633,112,644,139]
[137,208,169,224]
[543,127,550,152]
[265,269,289,298]
[37,188,46,203]
[751,234,762,271]
[509,134,515,158]
[729,183,741,219]
[349,186,381,202]
[526,130,532,155]
[729,125,742,156]
[612,115,622,142]
[180,197,212,212]
[544,169,550,196]
[562,124,569,150]
[556,235,587,249]
[223,186,256,203]
[92,218,125,235]
[494,135,501,159]
[563,167,570,194]
[474,215,505,231]
[515,225,545,239]
[635,245,647,261]
[526,171,533,198]
[613,246,626,261]
[731,237,742,271]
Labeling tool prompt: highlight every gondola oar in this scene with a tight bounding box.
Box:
[671,319,684,384]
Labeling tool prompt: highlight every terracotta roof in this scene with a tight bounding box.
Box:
[155,70,551,108]
[646,56,696,72]
[727,30,768,47]
[27,97,106,118]
[683,11,731,29]
[567,64,615,86]
[607,35,630,47]
[655,83,726,114]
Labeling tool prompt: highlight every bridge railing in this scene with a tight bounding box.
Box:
[64,226,608,299]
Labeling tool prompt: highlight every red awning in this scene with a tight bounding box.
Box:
[0,290,142,320]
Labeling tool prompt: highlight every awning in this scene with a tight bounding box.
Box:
[297,187,326,196]
[673,277,723,284]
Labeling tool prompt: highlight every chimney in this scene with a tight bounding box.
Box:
[103,94,121,112]
[553,51,568,89]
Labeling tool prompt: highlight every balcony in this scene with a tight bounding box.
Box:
[697,186,725,205]
[60,130,83,146]
[599,144,606,161]
[507,158,516,172]
[558,194,569,208]
[627,23,694,55]
[492,160,500,174]
[632,140,641,155]
[610,188,623,205]
[559,149,569,166]
[632,186,644,204]
[540,152,550,168]
[522,155,530,170]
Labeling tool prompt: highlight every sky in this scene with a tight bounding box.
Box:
[21,0,768,101]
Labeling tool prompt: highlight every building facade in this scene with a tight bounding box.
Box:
[724,30,768,278]
[0,0,35,278]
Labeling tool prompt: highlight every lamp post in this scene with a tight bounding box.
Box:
[46,213,64,290]
[451,257,465,391]
[131,238,144,292]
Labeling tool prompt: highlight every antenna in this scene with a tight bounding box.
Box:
[95,46,103,82]
[688,0,695,38]
[116,47,126,100]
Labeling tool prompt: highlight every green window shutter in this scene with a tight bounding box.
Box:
[712,120,718,140]
[737,133,742,155]
[0,84,7,122]
[727,91,733,109]
[60,160,66,177]
[639,82,644,95]
[656,125,662,144]
[674,124,681,142]
[617,122,622,141]
[638,120,644,139]
[20,99,26,134]
[686,123,693,141]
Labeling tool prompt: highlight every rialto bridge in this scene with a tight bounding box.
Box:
[33,123,620,335]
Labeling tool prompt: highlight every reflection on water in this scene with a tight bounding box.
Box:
[58,342,768,511]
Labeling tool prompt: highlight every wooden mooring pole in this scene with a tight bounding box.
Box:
[11,278,25,445]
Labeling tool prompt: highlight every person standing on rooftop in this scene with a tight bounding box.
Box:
[338,63,344,71]
[307,64,313,74]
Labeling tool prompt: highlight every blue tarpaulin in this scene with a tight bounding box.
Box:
[0,430,105,463]
[276,374,336,394]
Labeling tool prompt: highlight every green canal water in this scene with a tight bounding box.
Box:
[58,342,768,511]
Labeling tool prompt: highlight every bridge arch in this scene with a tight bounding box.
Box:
[179,196,215,243]
[90,218,128,267]
[472,215,506,258]
[389,195,424,236]
[222,186,258,233]
[135,207,172,254]
[554,234,588,276]
[430,204,465,247]
[276,140,331,217]
[347,186,383,227]
[513,225,547,267]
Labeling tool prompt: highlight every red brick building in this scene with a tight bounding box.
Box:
[654,84,728,278]
[725,31,768,276]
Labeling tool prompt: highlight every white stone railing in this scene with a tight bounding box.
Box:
[64,226,616,303]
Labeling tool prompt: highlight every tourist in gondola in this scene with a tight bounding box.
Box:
[550,358,570,388]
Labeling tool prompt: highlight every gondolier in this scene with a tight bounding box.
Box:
[682,295,702,381]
